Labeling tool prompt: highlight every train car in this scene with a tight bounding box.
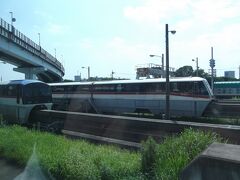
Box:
[214,81,240,99]
[0,80,52,124]
[50,77,214,117]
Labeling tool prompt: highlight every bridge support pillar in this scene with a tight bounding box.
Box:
[13,67,47,80]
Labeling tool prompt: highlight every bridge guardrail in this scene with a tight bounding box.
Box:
[0,18,64,76]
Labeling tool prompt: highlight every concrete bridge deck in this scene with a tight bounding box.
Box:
[0,18,64,82]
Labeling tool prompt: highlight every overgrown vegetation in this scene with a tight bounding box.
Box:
[0,126,141,179]
[153,129,222,180]
[0,126,221,179]
[141,137,158,178]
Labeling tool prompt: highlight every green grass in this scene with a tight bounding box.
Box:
[0,125,221,179]
[153,129,223,180]
[0,126,141,179]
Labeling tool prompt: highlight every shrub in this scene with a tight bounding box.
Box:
[141,137,158,178]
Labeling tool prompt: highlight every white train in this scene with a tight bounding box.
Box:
[0,80,52,124]
[50,77,214,117]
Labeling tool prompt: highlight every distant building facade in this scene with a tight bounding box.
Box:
[74,75,81,81]
[136,63,175,79]
[224,71,235,78]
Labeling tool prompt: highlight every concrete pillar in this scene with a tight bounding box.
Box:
[13,67,46,80]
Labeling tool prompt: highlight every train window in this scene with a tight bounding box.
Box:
[228,88,232,94]
[75,85,89,93]
[66,85,74,92]
[122,84,139,93]
[139,83,160,93]
[0,86,4,96]
[216,88,222,94]
[52,86,65,93]
[39,85,51,96]
[139,83,149,93]
[159,83,165,93]
[7,85,17,97]
[23,83,52,104]
[237,88,240,94]
[94,84,115,92]
[116,84,123,92]
[198,82,208,96]
[171,82,179,92]
[171,82,194,95]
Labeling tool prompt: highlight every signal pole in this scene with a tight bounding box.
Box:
[209,47,215,90]
[111,70,115,80]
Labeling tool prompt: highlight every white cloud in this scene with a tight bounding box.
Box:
[192,0,240,24]
[34,10,54,22]
[47,23,69,34]
[122,0,240,76]
[78,39,93,49]
[124,0,240,27]
[124,0,190,24]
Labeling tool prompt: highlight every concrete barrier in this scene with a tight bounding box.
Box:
[180,143,240,180]
[37,110,240,143]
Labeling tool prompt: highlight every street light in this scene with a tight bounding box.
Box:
[192,57,199,76]
[149,54,165,78]
[82,66,90,80]
[38,33,41,46]
[165,24,176,120]
[9,12,16,27]
[54,48,56,59]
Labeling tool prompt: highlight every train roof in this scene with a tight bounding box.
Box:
[214,81,240,88]
[0,79,46,86]
[49,77,206,86]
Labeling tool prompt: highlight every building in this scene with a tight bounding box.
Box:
[136,63,175,79]
[74,75,81,81]
[224,71,235,78]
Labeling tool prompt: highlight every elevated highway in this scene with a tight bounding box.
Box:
[0,18,64,82]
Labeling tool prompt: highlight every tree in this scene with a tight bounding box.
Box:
[174,66,193,77]
[193,69,210,79]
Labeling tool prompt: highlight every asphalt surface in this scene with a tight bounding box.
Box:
[0,158,23,180]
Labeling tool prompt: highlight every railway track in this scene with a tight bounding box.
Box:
[33,110,240,148]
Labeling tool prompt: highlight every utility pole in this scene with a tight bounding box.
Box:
[165,24,176,120]
[239,65,240,79]
[161,53,164,78]
[192,57,199,76]
[165,24,170,120]
[88,66,90,80]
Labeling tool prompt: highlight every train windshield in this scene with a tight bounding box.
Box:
[22,83,52,104]
[203,80,214,98]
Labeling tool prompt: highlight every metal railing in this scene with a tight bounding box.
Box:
[0,18,65,75]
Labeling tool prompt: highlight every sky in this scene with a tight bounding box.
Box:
[0,0,240,81]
